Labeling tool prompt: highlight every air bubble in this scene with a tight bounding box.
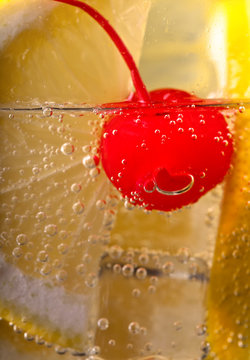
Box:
[103,210,116,228]
[162,261,174,275]
[85,273,98,288]
[96,199,106,210]
[138,253,149,265]
[173,321,182,331]
[56,270,68,282]
[148,285,156,294]
[24,332,34,341]
[144,342,152,351]
[132,288,141,297]
[97,318,109,330]
[195,324,207,336]
[16,234,28,246]
[13,325,22,334]
[128,322,140,335]
[135,267,147,280]
[108,339,116,346]
[177,247,190,263]
[72,201,85,214]
[82,145,91,153]
[87,345,100,356]
[59,230,68,240]
[90,167,100,178]
[122,264,134,277]
[76,264,85,275]
[55,346,67,355]
[61,142,74,156]
[239,106,245,113]
[37,251,48,262]
[57,243,68,255]
[82,154,99,169]
[71,183,82,193]
[109,245,123,259]
[32,166,40,175]
[40,264,52,276]
[12,247,23,258]
[42,107,53,117]
[44,224,58,237]
[124,200,134,210]
[24,252,33,261]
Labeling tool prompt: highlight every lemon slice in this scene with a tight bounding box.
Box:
[0,0,150,105]
[206,1,250,359]
[0,0,150,353]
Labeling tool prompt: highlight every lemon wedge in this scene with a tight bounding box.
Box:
[206,1,250,359]
[0,0,150,353]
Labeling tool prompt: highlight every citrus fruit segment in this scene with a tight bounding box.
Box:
[0,109,113,351]
[0,0,150,105]
[206,108,250,360]
[0,0,150,352]
[206,0,250,358]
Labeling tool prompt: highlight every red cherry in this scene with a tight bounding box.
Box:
[54,0,234,212]
[100,91,233,211]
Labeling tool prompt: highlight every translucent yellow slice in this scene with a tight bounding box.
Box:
[0,0,150,105]
[206,1,250,359]
[0,0,150,353]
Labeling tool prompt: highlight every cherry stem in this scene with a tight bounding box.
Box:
[54,0,150,102]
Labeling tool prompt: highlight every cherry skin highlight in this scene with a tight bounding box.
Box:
[54,0,234,212]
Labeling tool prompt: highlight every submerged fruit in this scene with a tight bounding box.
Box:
[101,91,233,211]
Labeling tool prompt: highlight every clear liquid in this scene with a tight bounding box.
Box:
[0,102,249,359]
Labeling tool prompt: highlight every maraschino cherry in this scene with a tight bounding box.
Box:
[54,0,233,212]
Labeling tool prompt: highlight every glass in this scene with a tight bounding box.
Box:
[0,1,249,360]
